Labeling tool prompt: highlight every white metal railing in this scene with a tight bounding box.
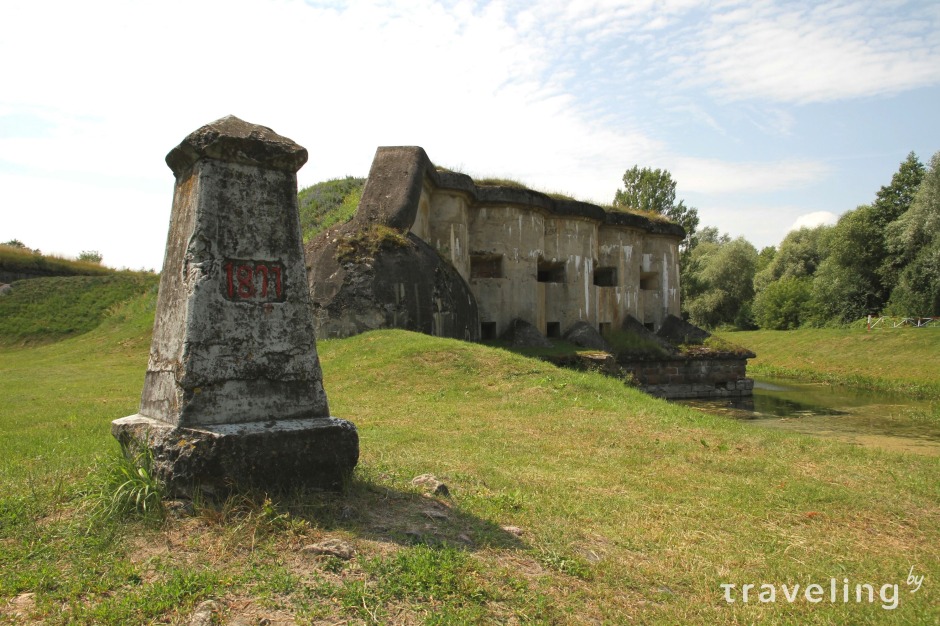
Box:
[866,315,940,330]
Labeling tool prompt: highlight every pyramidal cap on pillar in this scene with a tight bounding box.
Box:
[112,115,358,494]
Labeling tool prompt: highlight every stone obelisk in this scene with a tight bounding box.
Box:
[112,116,358,494]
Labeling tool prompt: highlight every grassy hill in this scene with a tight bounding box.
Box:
[0,272,158,346]
[298,177,366,242]
[0,286,937,624]
[725,328,940,399]
[0,244,112,281]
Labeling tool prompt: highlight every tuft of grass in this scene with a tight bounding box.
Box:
[335,224,412,262]
[434,165,466,175]
[193,490,309,544]
[88,449,165,524]
[602,204,676,223]
[546,190,579,201]
[474,177,530,189]
[677,335,754,358]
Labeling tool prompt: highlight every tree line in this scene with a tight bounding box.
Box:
[615,151,940,330]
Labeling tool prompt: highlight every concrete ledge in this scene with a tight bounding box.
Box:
[112,415,359,496]
[641,378,755,400]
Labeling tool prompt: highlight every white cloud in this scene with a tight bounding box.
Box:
[679,0,940,103]
[789,210,838,231]
[670,157,831,194]
[695,204,840,249]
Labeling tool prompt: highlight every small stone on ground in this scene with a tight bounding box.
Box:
[411,473,450,496]
[301,538,356,560]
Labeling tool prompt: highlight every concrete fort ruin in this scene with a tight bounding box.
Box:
[305,146,754,399]
[307,147,684,339]
[112,116,358,494]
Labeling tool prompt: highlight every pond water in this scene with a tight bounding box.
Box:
[678,377,940,456]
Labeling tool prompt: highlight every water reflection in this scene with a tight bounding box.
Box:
[678,377,940,456]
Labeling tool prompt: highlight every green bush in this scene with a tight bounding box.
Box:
[753,276,812,329]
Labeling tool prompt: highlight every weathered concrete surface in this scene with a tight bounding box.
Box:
[114,116,358,493]
[656,314,713,346]
[165,115,307,177]
[112,416,358,494]
[564,321,612,352]
[140,116,328,427]
[617,314,679,358]
[308,231,480,341]
[502,319,553,348]
[352,146,433,231]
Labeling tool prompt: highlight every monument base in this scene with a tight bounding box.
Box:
[112,415,359,496]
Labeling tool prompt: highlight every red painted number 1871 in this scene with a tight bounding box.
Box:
[223,260,285,302]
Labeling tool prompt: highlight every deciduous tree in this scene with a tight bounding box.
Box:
[613,165,699,253]
[753,277,812,330]
[885,151,940,315]
[683,236,758,329]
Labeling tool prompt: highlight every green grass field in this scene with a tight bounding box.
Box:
[1,284,938,624]
[724,328,940,400]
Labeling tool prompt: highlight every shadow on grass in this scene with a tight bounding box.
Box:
[190,473,526,553]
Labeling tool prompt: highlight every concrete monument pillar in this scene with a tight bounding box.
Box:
[112,115,358,493]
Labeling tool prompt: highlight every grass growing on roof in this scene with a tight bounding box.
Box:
[602,203,676,223]
[473,177,530,189]
[334,225,412,263]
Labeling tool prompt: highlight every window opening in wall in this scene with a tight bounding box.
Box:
[471,254,503,279]
[480,321,497,340]
[598,322,611,335]
[546,322,561,338]
[537,259,566,283]
[640,272,659,291]
[593,266,617,287]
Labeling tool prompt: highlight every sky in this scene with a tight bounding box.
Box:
[2,0,939,271]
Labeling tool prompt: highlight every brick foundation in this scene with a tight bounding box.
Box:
[620,357,754,399]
